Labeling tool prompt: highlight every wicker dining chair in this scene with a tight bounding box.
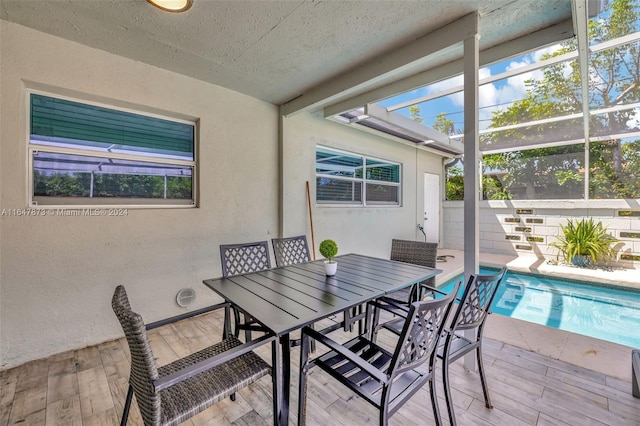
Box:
[369,239,439,338]
[439,267,507,426]
[387,239,439,303]
[111,285,275,426]
[219,241,272,341]
[271,235,311,267]
[298,282,459,426]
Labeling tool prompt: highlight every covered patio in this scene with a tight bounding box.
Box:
[1,0,640,425]
[2,254,638,425]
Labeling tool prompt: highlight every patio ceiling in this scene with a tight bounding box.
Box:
[0,0,572,107]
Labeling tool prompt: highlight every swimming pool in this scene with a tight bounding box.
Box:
[440,268,640,348]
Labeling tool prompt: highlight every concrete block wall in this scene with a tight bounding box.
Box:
[442,200,640,268]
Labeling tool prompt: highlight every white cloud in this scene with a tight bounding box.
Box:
[400,44,569,129]
[424,74,463,94]
[626,108,640,130]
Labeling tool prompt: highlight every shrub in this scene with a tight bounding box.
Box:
[550,218,618,267]
[319,239,338,261]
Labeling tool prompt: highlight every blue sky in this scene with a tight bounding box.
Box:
[376,44,568,132]
[374,0,640,134]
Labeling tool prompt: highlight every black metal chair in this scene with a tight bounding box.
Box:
[271,235,321,351]
[220,240,271,276]
[271,235,311,267]
[111,285,276,426]
[439,268,507,426]
[387,239,439,303]
[219,241,272,341]
[297,282,460,426]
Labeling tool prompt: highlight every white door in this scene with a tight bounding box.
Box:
[423,173,440,243]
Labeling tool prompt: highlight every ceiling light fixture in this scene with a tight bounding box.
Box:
[147,0,193,13]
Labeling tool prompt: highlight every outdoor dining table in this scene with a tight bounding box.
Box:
[202,253,441,426]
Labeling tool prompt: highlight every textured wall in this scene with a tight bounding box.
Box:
[281,112,445,260]
[0,22,279,369]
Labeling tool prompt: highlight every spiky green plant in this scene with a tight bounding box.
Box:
[550,218,619,267]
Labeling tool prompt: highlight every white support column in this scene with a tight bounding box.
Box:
[278,105,285,237]
[572,0,591,199]
[463,15,480,371]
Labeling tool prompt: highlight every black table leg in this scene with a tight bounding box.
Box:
[271,339,282,426]
[279,334,291,426]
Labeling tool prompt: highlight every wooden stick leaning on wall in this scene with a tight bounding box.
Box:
[306,181,316,260]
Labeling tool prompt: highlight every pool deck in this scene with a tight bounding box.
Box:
[435,249,639,382]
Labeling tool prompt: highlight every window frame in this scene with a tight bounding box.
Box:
[315,146,402,207]
[27,90,197,209]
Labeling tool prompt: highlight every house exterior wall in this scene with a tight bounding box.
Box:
[0,22,279,369]
[443,200,640,267]
[281,112,445,260]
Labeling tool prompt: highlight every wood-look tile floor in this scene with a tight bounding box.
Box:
[1,309,639,426]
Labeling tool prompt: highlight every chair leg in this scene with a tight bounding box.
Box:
[232,306,241,338]
[223,305,231,339]
[309,323,316,353]
[428,370,443,426]
[379,392,390,426]
[348,306,356,332]
[298,333,311,426]
[477,344,493,409]
[441,337,457,426]
[120,384,133,426]
[369,305,381,344]
[357,304,365,335]
[409,284,418,303]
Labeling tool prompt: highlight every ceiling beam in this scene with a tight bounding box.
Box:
[323,19,574,118]
[363,103,461,152]
[283,12,479,116]
[364,103,450,143]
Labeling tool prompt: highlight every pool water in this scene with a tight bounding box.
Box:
[440,268,640,348]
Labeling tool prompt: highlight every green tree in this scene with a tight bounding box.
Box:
[33,171,90,197]
[433,112,455,135]
[482,0,640,200]
[166,176,193,199]
[409,105,423,123]
[445,163,464,200]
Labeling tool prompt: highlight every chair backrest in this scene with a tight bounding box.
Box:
[111,285,161,425]
[220,240,271,277]
[389,282,460,375]
[271,235,311,267]
[390,239,438,286]
[451,268,507,331]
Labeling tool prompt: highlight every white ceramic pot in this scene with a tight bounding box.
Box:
[324,260,337,276]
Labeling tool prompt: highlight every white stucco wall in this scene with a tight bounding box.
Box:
[0,22,279,369]
[282,112,445,260]
[443,200,640,267]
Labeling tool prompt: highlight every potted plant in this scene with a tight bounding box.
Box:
[319,239,339,276]
[550,218,619,267]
